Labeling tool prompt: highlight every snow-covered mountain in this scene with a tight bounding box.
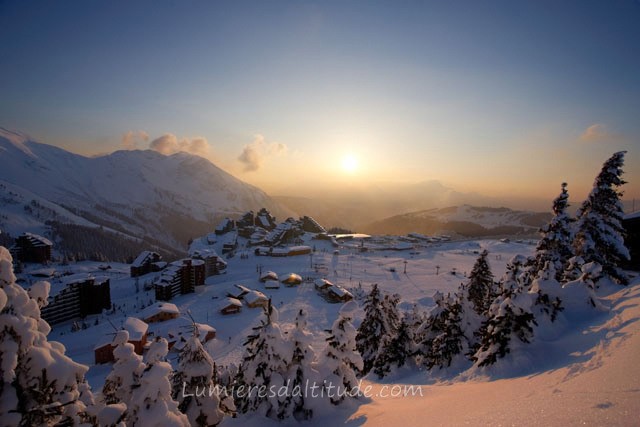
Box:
[0,127,293,257]
[362,204,551,237]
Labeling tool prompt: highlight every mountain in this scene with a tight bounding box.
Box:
[361,204,551,237]
[275,180,551,232]
[0,127,293,259]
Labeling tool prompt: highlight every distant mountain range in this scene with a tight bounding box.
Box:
[360,205,552,237]
[0,127,292,259]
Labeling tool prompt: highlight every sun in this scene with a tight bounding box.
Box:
[341,154,359,174]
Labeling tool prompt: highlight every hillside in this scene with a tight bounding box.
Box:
[0,127,293,259]
[361,205,551,237]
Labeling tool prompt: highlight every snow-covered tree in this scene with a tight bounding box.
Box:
[529,261,563,323]
[173,331,224,426]
[574,151,630,284]
[0,246,96,426]
[532,182,575,280]
[279,309,317,420]
[101,330,145,408]
[235,302,290,418]
[562,262,608,314]
[416,292,466,369]
[318,304,363,404]
[473,262,537,367]
[373,316,413,378]
[128,337,189,427]
[355,284,387,375]
[562,255,586,283]
[465,250,496,316]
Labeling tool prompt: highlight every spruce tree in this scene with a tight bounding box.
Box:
[373,316,413,378]
[355,284,387,375]
[0,247,96,426]
[473,263,537,367]
[533,182,575,280]
[574,151,630,284]
[530,261,563,323]
[129,337,189,426]
[102,330,145,408]
[466,250,496,315]
[235,302,290,418]
[173,331,224,426]
[279,309,317,420]
[319,311,363,404]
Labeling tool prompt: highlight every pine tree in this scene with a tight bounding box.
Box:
[465,250,496,315]
[355,284,387,375]
[129,337,189,427]
[235,302,290,418]
[529,261,563,323]
[532,182,575,280]
[473,263,537,367]
[279,309,317,420]
[173,330,224,426]
[319,311,363,404]
[0,246,96,426]
[574,151,630,284]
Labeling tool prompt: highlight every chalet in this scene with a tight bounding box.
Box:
[260,271,279,283]
[40,274,111,325]
[12,232,52,264]
[264,280,280,290]
[220,297,242,315]
[147,317,216,351]
[287,246,312,256]
[326,285,354,303]
[281,273,303,286]
[245,290,269,308]
[314,278,334,292]
[94,317,149,364]
[227,284,252,299]
[141,302,180,323]
[130,251,162,277]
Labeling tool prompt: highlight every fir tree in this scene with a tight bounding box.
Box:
[319,310,363,404]
[574,151,630,284]
[355,284,387,375]
[473,263,537,367]
[465,250,496,315]
[129,337,189,426]
[279,309,317,420]
[0,246,96,427]
[530,261,563,323]
[173,330,224,427]
[235,302,290,418]
[373,316,413,378]
[532,182,575,280]
[102,330,145,408]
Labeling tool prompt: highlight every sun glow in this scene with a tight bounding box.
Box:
[341,154,359,174]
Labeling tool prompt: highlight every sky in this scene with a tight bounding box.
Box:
[1,0,639,208]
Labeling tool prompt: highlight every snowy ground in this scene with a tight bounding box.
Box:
[30,234,640,425]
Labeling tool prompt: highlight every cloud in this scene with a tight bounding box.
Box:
[121,130,149,150]
[238,134,288,172]
[579,123,624,144]
[149,133,211,158]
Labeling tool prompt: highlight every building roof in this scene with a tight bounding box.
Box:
[124,317,149,341]
[132,251,159,268]
[141,302,179,320]
[22,232,53,247]
[245,290,268,305]
[281,273,302,284]
[223,297,243,308]
[260,271,279,282]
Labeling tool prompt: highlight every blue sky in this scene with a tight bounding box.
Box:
[1,0,639,204]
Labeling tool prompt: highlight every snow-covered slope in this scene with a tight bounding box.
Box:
[0,127,293,252]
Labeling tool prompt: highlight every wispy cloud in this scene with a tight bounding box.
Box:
[238,134,288,172]
[121,130,149,149]
[579,123,624,143]
[149,133,211,158]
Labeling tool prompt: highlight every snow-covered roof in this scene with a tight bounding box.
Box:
[329,286,353,298]
[22,232,53,247]
[223,297,243,308]
[141,302,179,319]
[282,273,302,284]
[314,278,333,288]
[245,290,268,305]
[260,271,278,281]
[132,250,159,267]
[60,273,94,286]
[288,245,311,253]
[124,317,148,341]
